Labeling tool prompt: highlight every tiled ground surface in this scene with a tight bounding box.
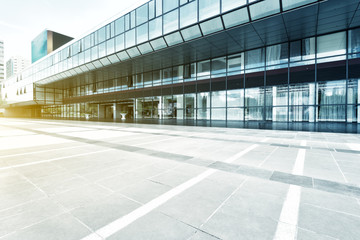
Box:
[0,118,359,240]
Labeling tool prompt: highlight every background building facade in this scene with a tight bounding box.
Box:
[2,0,360,132]
[31,30,73,63]
[6,56,30,79]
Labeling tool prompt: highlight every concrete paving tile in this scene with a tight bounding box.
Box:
[97,172,145,191]
[119,179,171,204]
[71,193,140,230]
[298,203,360,240]
[201,188,282,240]
[0,198,65,237]
[301,188,360,217]
[107,211,196,240]
[313,179,360,197]
[297,228,338,240]
[50,184,112,210]
[0,213,92,240]
[189,231,221,240]
[158,178,240,228]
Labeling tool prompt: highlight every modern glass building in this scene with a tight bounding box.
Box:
[2,0,360,132]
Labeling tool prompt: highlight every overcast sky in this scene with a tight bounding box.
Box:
[0,0,147,62]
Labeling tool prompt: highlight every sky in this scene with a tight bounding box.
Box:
[0,0,147,62]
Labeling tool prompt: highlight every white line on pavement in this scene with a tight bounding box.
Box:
[0,145,85,159]
[0,149,113,171]
[273,140,306,240]
[81,143,259,240]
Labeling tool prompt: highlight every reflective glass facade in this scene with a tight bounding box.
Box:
[3,0,360,131]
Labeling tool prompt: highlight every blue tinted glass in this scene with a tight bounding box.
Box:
[199,0,220,21]
[136,23,149,44]
[163,9,178,34]
[115,17,124,35]
[149,17,162,39]
[136,4,148,26]
[163,0,179,13]
[180,1,197,28]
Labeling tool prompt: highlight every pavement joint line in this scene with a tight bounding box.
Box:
[80,143,258,239]
[4,121,360,155]
[330,151,348,183]
[273,140,306,240]
[303,203,360,219]
[0,144,87,159]
[0,149,114,171]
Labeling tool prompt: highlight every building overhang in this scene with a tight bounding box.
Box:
[37,0,360,89]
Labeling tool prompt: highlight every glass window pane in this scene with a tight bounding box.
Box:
[199,17,223,35]
[227,89,244,107]
[245,48,265,69]
[136,4,148,26]
[115,34,124,51]
[136,23,148,44]
[149,0,155,19]
[197,60,210,78]
[317,31,346,58]
[245,87,264,106]
[181,25,202,41]
[115,17,124,35]
[302,37,315,60]
[149,17,163,39]
[282,0,316,10]
[106,38,115,55]
[222,0,247,12]
[212,108,226,120]
[163,0,179,13]
[227,108,244,120]
[197,92,210,119]
[199,0,220,21]
[125,29,136,48]
[317,80,346,105]
[266,43,288,65]
[156,0,162,16]
[138,42,153,54]
[150,37,167,50]
[222,8,249,28]
[180,1,197,28]
[125,14,130,31]
[249,0,280,20]
[163,9,179,34]
[211,57,226,76]
[98,27,106,43]
[98,42,106,58]
[228,53,244,73]
[131,10,136,29]
[212,91,226,108]
[164,32,183,46]
[349,28,360,54]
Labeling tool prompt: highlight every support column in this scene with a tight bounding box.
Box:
[113,103,117,121]
[98,104,105,119]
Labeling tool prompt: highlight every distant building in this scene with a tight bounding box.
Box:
[31,30,73,63]
[6,56,30,79]
[0,40,4,100]
[0,40,4,83]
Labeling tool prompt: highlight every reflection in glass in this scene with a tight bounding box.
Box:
[228,53,244,74]
[136,23,148,44]
[317,80,346,105]
[185,93,196,119]
[149,17,163,39]
[227,108,244,121]
[197,92,210,120]
[163,10,179,34]
[266,43,288,65]
[125,29,136,48]
[200,17,223,35]
[181,25,202,41]
[245,48,265,69]
[163,0,179,13]
[249,0,280,20]
[180,1,197,28]
[136,4,148,26]
[115,34,124,52]
[222,8,249,29]
[211,57,226,76]
[199,0,220,21]
[222,0,246,12]
[282,0,316,10]
[317,31,346,58]
[197,60,210,79]
[349,28,360,54]
[212,91,226,108]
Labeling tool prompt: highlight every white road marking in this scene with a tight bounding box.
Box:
[0,149,113,171]
[347,143,360,151]
[81,143,259,240]
[273,140,306,240]
[0,145,85,159]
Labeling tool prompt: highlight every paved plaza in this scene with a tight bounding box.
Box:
[0,118,359,240]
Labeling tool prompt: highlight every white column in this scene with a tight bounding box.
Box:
[309,83,315,122]
[272,86,277,121]
[113,103,117,120]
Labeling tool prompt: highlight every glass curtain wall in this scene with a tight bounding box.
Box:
[42,28,360,125]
